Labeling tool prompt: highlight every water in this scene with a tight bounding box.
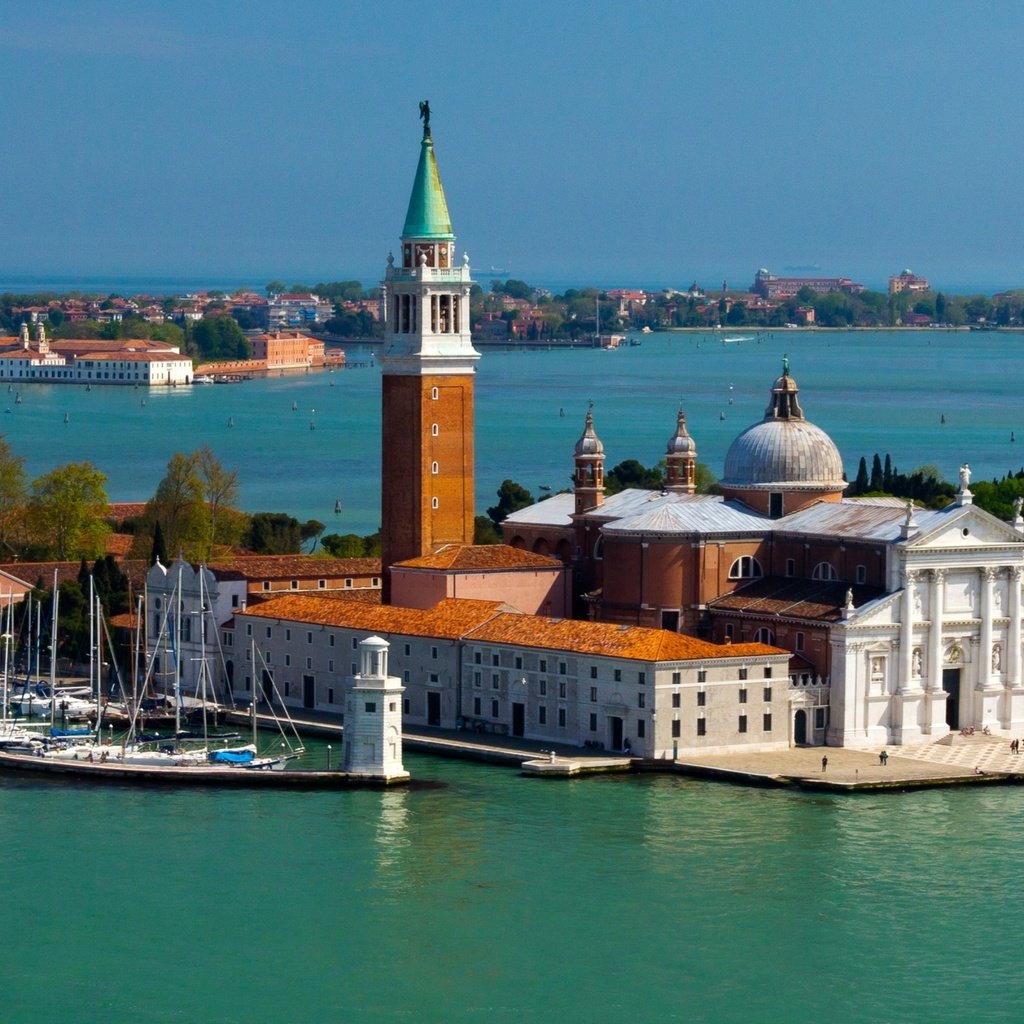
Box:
[2,747,1021,1024]
[5,329,1023,534]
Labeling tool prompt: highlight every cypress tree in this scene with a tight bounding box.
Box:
[883,454,893,491]
[870,454,884,491]
[854,457,869,495]
[151,521,167,566]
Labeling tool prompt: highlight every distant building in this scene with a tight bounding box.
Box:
[751,268,865,301]
[267,293,333,330]
[248,331,330,370]
[889,269,930,295]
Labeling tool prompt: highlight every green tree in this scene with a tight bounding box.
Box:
[474,516,501,544]
[244,512,302,554]
[29,462,110,560]
[191,316,251,361]
[151,520,167,565]
[195,445,241,558]
[853,457,869,495]
[0,435,27,556]
[605,460,664,495]
[265,280,286,297]
[486,480,534,528]
[142,452,206,559]
[870,454,884,491]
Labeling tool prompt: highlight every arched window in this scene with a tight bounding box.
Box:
[812,561,838,581]
[754,627,776,644]
[728,556,763,580]
[431,461,439,475]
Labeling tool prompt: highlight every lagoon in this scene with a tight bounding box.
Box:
[7,329,1024,536]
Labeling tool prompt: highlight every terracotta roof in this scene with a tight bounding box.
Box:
[208,555,381,580]
[464,613,785,663]
[394,544,562,571]
[107,502,147,524]
[234,595,510,638]
[104,533,133,557]
[708,577,885,622]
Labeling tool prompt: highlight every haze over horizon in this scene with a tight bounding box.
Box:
[1,1,1021,294]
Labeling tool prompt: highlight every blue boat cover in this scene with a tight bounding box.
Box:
[208,749,255,764]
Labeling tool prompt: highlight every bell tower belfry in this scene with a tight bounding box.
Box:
[380,102,479,600]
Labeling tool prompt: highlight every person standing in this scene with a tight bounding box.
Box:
[821,755,828,772]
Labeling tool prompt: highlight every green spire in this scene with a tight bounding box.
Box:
[402,135,455,240]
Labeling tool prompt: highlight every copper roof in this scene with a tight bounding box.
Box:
[394,544,562,571]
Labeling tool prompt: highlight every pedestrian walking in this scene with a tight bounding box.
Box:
[821,755,828,772]
[879,750,888,766]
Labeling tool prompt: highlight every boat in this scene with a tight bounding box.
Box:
[722,336,753,344]
[192,374,215,384]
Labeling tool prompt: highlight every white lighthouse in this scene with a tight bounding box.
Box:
[343,635,409,783]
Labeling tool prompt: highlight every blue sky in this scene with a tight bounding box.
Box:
[1,1,1021,292]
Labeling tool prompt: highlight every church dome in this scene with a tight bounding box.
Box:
[721,362,845,492]
[574,407,604,457]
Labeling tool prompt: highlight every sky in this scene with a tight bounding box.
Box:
[0,0,1022,293]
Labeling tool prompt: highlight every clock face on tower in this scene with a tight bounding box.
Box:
[414,243,434,267]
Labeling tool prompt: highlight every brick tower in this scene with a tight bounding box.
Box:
[380,103,479,600]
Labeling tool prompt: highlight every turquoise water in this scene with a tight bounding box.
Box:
[6,329,1024,535]
[2,749,1021,1024]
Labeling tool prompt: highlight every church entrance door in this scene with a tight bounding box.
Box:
[609,716,624,751]
[794,709,807,745]
[943,668,961,729]
[427,691,441,727]
[512,702,525,737]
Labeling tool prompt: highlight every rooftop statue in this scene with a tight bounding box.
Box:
[419,99,431,139]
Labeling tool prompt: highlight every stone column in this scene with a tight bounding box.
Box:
[1009,568,1022,690]
[979,567,997,690]
[899,570,918,693]
[928,569,945,692]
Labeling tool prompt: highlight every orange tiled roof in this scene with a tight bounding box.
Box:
[465,614,785,662]
[394,544,562,571]
[107,502,147,524]
[0,558,149,591]
[235,595,511,638]
[209,555,381,580]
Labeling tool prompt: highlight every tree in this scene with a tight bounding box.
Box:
[191,316,251,361]
[487,480,534,528]
[195,445,240,558]
[853,457,869,494]
[151,520,167,565]
[883,454,893,491]
[0,435,27,556]
[265,280,286,297]
[474,516,501,544]
[244,512,302,554]
[143,452,206,559]
[29,462,110,560]
[300,519,325,553]
[935,292,948,323]
[870,454,884,491]
[605,460,664,495]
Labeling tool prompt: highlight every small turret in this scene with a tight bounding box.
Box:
[665,406,698,493]
[573,404,605,514]
[19,323,29,349]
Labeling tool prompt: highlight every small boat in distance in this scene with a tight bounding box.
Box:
[192,375,215,384]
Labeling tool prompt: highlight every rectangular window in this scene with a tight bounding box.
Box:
[697,690,706,707]
[763,713,773,731]
[614,669,622,682]
[491,673,500,689]
[559,662,567,675]
[697,719,707,737]
[539,705,547,725]
[285,629,291,641]
[328,660,334,672]
[815,708,827,729]
[557,707,566,728]
[474,671,481,687]
[672,692,681,708]
[763,686,772,702]
[697,669,706,683]
[671,671,681,685]
[856,565,867,584]
[559,682,566,699]
[403,670,410,682]
[402,643,410,657]
[638,671,646,685]
[539,680,547,696]
[474,652,482,664]
[351,637,358,650]
[492,654,500,667]
[266,626,272,638]
[306,632,313,645]
[785,558,795,577]
[764,666,772,678]
[329,635,335,647]
[795,632,805,652]
[491,699,499,718]
[403,698,410,714]
[739,688,747,704]
[589,713,597,732]
[246,623,252,637]
[724,624,734,640]
[305,657,313,670]
[590,665,598,679]
[429,673,439,684]
[515,656,523,670]
[637,719,645,738]
[539,658,547,673]
[431,647,438,660]
[638,692,646,708]
[590,686,597,703]
[671,719,681,738]
[739,715,748,733]
[738,668,748,681]
[327,687,334,704]
[473,697,481,715]
[284,654,291,667]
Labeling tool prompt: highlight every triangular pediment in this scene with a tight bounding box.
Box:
[907,504,1024,551]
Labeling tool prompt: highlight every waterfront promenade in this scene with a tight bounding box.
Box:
[241,706,1024,792]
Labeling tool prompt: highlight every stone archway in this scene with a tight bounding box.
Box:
[794,708,808,745]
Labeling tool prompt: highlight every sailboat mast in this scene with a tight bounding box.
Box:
[48,571,58,712]
[174,564,183,738]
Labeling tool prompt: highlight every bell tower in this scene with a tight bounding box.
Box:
[665,407,697,493]
[380,103,479,600]
[573,405,605,514]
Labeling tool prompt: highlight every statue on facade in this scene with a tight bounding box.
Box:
[782,354,790,377]
[959,463,972,490]
[419,99,431,138]
[912,647,922,677]
[992,643,1002,672]
[1014,496,1023,520]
